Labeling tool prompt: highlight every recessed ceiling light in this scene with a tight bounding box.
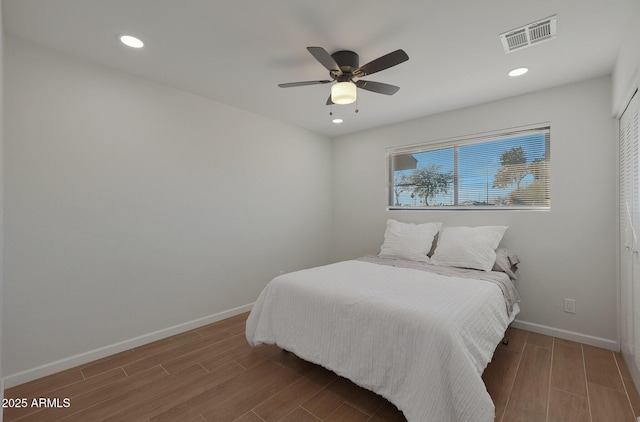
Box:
[508,67,529,77]
[119,35,144,49]
[332,118,344,124]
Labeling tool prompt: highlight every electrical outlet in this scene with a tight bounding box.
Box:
[564,298,576,314]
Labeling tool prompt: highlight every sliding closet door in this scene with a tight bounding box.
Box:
[620,90,639,364]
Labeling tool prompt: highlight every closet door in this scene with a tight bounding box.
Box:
[620,91,638,361]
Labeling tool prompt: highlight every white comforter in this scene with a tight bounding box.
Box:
[245,260,518,422]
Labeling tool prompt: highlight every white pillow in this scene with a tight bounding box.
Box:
[431,225,508,271]
[378,219,442,262]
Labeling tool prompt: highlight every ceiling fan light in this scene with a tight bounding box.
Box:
[331,82,357,104]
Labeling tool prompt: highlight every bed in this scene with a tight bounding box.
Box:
[246,221,520,422]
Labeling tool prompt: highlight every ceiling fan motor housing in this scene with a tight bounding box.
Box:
[331,50,359,77]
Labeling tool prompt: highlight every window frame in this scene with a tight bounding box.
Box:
[386,124,551,211]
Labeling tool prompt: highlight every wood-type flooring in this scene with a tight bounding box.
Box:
[4,312,639,421]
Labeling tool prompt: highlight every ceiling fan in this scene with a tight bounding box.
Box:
[278,47,409,106]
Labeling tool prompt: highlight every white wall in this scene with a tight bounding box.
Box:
[332,76,618,348]
[612,0,639,116]
[3,37,333,383]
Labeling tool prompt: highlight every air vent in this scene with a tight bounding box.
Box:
[500,15,557,53]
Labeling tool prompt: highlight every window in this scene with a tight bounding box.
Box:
[387,125,550,210]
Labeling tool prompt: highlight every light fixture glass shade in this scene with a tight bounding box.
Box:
[331,82,357,104]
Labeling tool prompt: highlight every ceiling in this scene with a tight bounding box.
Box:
[2,0,635,137]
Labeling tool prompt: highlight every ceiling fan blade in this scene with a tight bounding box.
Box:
[355,80,400,95]
[353,49,409,77]
[326,95,334,106]
[278,80,332,88]
[307,46,343,75]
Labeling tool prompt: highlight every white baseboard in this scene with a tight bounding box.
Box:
[3,303,255,389]
[511,319,619,351]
